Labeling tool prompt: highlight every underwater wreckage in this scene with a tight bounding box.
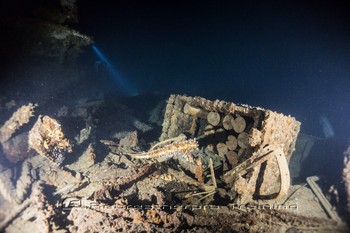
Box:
[0,94,349,232]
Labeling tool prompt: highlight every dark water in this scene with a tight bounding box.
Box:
[1,0,350,138]
[77,1,350,138]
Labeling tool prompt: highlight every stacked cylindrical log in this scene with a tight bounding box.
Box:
[204,111,251,167]
[163,94,301,203]
[181,104,253,168]
[183,103,208,119]
[207,111,221,126]
[232,116,246,133]
[226,135,237,150]
[222,115,233,130]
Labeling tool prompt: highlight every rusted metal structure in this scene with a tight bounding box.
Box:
[160,94,301,203]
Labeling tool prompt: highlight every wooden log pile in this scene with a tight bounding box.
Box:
[160,95,301,203]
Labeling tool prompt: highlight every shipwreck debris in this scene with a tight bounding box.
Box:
[93,163,157,201]
[118,130,140,153]
[4,181,56,233]
[28,115,72,165]
[0,157,33,205]
[2,133,30,163]
[223,145,290,202]
[75,125,92,145]
[66,143,96,171]
[1,93,347,232]
[191,158,217,203]
[343,145,350,220]
[0,169,19,204]
[0,104,36,163]
[160,95,300,203]
[0,198,31,231]
[306,176,343,223]
[15,160,34,202]
[0,103,36,144]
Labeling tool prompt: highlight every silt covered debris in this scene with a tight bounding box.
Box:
[0,94,349,232]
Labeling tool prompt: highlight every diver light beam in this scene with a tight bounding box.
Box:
[92,45,138,96]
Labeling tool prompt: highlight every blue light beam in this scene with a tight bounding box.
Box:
[92,45,138,96]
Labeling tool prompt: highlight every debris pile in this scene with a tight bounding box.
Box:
[0,95,348,232]
[28,115,72,165]
[0,103,35,144]
[0,103,36,163]
[160,95,300,203]
[343,145,350,221]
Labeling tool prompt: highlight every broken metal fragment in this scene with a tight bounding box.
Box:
[0,103,36,144]
[306,176,342,223]
[28,115,72,165]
